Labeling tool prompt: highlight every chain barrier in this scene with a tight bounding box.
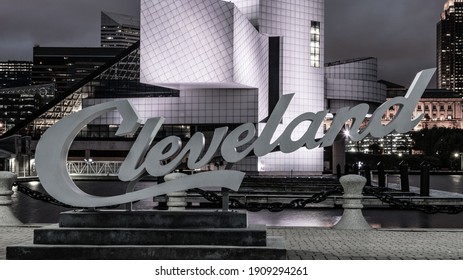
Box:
[189,186,344,212]
[363,186,463,214]
[15,183,76,208]
[190,185,463,214]
[14,181,463,214]
[14,182,120,209]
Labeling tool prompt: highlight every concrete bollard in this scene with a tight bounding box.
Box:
[364,164,372,186]
[0,171,22,225]
[377,162,385,188]
[399,161,410,192]
[333,174,371,230]
[164,173,187,211]
[336,164,342,179]
[420,161,430,196]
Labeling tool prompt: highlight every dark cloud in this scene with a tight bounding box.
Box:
[325,0,444,87]
[0,0,444,88]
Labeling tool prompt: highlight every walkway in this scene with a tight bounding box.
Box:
[2,225,463,260]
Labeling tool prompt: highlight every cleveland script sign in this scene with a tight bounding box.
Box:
[35,69,435,207]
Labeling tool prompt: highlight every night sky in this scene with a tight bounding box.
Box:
[0,0,444,87]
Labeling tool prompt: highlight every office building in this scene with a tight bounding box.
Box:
[437,0,463,93]
[101,11,140,48]
[32,47,124,95]
[0,84,55,132]
[0,61,32,89]
[347,83,463,155]
[384,87,463,131]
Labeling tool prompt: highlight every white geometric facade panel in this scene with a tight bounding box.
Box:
[140,0,269,91]
[229,0,261,28]
[325,58,386,112]
[232,7,270,120]
[250,0,326,173]
[141,0,235,86]
[83,89,258,126]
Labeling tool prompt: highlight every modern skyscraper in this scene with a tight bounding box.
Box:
[101,11,140,48]
[437,0,463,93]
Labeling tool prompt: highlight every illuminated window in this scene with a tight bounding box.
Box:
[310,21,320,68]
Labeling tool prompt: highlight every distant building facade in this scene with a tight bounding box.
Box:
[0,84,55,131]
[32,47,124,95]
[0,60,32,89]
[383,86,463,131]
[346,82,463,155]
[437,0,463,92]
[101,11,140,48]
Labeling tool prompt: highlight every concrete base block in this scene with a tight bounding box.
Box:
[59,210,247,228]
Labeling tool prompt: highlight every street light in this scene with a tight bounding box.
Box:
[454,152,463,171]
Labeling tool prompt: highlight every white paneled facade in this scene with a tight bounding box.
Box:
[232,0,326,173]
[83,89,258,126]
[325,58,386,112]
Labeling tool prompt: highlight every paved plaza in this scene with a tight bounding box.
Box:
[2,225,463,260]
[268,227,463,260]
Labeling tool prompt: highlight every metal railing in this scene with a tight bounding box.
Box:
[66,160,122,176]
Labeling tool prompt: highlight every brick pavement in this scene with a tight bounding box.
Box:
[0,226,37,260]
[2,225,463,260]
[268,227,463,260]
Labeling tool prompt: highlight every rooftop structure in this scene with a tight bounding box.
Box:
[101,11,140,48]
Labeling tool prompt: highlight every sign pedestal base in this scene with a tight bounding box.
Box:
[6,210,286,260]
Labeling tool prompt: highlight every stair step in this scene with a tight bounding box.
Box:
[34,224,267,246]
[7,237,286,260]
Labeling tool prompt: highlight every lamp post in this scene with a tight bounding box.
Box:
[454,153,463,171]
